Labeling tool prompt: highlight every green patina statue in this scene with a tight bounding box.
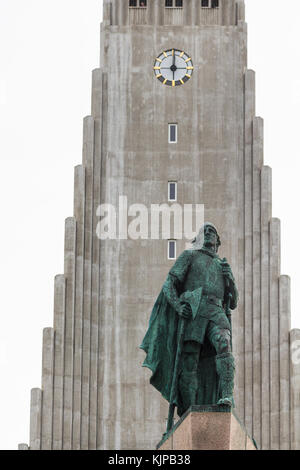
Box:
[140,223,238,433]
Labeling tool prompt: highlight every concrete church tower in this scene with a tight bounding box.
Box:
[20,0,300,450]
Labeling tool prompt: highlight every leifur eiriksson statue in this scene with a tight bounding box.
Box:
[140,223,238,434]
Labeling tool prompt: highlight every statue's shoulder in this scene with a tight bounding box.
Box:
[183,249,195,255]
[178,249,196,262]
[169,249,195,281]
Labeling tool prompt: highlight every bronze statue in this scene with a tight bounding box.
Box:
[140,223,238,433]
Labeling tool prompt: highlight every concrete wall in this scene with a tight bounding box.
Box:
[106,0,244,27]
[21,0,299,450]
[99,11,247,449]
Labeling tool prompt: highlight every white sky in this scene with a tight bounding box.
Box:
[0,0,299,450]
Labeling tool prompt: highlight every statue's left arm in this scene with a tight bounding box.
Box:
[221,260,239,310]
[228,278,238,310]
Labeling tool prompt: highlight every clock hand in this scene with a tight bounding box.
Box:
[173,50,175,80]
[160,67,185,70]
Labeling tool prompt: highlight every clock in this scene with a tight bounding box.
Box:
[153,49,194,87]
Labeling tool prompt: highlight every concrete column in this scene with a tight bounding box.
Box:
[269,218,280,449]
[222,0,236,26]
[154,0,164,26]
[189,0,197,26]
[237,17,247,69]
[92,69,103,120]
[41,328,55,450]
[83,117,95,170]
[279,275,291,449]
[183,0,191,26]
[63,217,76,449]
[260,165,272,449]
[103,1,112,26]
[230,0,237,25]
[81,117,95,449]
[52,274,66,450]
[190,0,198,26]
[115,0,127,26]
[90,77,103,451]
[147,0,155,25]
[252,116,263,448]
[111,0,118,26]
[96,73,108,450]
[234,213,245,415]
[244,70,255,433]
[100,22,107,70]
[72,165,86,450]
[290,329,300,450]
[30,388,42,450]
[119,0,129,26]
[233,62,246,423]
[236,0,245,23]
[198,4,206,26]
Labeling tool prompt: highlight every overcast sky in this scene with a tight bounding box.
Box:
[0,0,299,450]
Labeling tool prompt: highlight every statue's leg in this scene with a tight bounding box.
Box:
[207,323,235,406]
[179,341,201,412]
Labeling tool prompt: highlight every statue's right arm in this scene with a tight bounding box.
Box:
[162,250,193,317]
[162,274,182,314]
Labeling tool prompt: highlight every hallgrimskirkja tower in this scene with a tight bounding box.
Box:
[19,0,300,450]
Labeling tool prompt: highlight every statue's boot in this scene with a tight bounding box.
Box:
[215,352,235,407]
[179,370,198,410]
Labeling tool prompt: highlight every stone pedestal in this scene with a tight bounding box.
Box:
[158,406,257,450]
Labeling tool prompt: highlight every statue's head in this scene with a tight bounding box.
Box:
[191,222,221,253]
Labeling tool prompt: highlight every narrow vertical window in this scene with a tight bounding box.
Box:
[129,0,147,8]
[165,0,173,7]
[201,0,219,7]
[169,124,177,144]
[168,240,176,260]
[168,182,177,202]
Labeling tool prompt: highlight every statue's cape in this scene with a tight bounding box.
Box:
[140,288,224,416]
[140,289,179,405]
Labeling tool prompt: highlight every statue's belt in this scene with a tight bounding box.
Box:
[180,288,223,320]
[202,294,223,308]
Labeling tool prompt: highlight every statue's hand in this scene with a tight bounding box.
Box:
[178,303,192,319]
[221,260,234,283]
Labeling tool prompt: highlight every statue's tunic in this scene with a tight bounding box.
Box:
[163,249,238,345]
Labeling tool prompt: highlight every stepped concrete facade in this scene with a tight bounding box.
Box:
[19,0,300,450]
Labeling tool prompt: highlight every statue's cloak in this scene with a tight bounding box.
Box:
[140,290,178,405]
[140,289,221,416]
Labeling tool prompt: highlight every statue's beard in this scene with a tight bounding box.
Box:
[203,240,217,252]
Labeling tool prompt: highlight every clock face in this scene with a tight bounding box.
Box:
[153,49,194,87]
